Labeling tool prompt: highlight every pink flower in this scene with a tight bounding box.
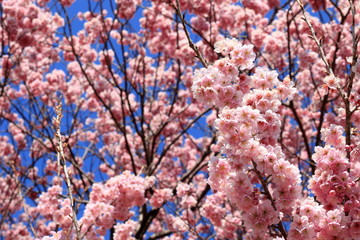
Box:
[149,188,173,208]
[323,75,340,89]
[321,124,345,148]
[214,38,239,55]
[230,44,256,70]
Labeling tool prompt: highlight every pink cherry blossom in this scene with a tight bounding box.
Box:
[2,0,360,239]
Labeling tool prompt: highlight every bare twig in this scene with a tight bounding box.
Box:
[296,0,333,75]
[54,103,81,240]
[345,0,360,154]
[173,0,208,68]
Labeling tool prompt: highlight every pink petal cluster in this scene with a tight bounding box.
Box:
[115,0,141,19]
[149,188,173,208]
[321,124,346,148]
[79,171,153,237]
[323,75,341,90]
[192,38,256,108]
[35,185,77,236]
[113,220,137,240]
[201,192,242,239]
[192,38,301,236]
[289,198,323,239]
[309,145,354,208]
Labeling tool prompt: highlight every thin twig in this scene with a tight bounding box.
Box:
[296,0,333,75]
[346,0,360,155]
[173,0,208,68]
[54,103,81,240]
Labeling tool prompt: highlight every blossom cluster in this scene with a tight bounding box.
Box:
[191,32,360,237]
[192,38,256,108]
[79,171,154,238]
[192,38,300,237]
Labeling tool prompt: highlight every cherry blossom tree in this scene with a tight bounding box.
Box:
[1,0,360,239]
